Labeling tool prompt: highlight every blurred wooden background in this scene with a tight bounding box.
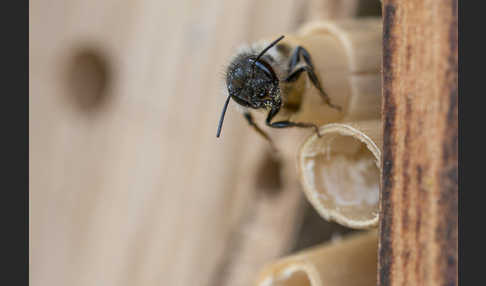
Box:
[29,1,380,286]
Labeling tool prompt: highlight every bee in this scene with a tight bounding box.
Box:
[216,35,341,148]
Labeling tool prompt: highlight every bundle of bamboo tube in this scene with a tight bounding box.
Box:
[290,18,383,229]
[254,17,382,286]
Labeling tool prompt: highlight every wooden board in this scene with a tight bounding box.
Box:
[378,1,458,285]
[30,1,380,286]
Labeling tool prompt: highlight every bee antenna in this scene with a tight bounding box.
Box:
[255,35,285,62]
[216,94,232,138]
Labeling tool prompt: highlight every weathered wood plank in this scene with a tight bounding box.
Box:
[30,1,357,286]
[29,1,305,286]
[378,1,458,285]
[30,1,384,286]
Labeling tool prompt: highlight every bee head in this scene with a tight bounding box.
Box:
[226,55,279,109]
[217,35,285,138]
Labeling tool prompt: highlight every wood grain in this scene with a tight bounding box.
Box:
[30,1,384,285]
[378,0,458,285]
[30,1,380,286]
[29,1,308,286]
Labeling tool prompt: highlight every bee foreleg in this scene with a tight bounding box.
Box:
[288,46,314,70]
[286,46,341,111]
[265,106,321,137]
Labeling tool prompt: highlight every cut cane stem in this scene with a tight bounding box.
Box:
[275,17,382,125]
[255,230,378,286]
[298,120,382,229]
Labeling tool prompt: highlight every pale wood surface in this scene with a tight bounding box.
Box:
[378,0,458,285]
[29,1,376,286]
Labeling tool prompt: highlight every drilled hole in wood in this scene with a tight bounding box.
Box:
[66,48,111,111]
[254,151,283,195]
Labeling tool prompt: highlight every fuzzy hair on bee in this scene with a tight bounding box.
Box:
[216,35,341,149]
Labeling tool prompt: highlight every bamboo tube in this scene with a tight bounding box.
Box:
[283,19,383,229]
[298,120,382,229]
[255,230,378,286]
[278,18,382,125]
[244,19,383,227]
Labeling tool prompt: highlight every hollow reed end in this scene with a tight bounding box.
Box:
[298,120,382,229]
[280,18,382,126]
[255,230,378,286]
